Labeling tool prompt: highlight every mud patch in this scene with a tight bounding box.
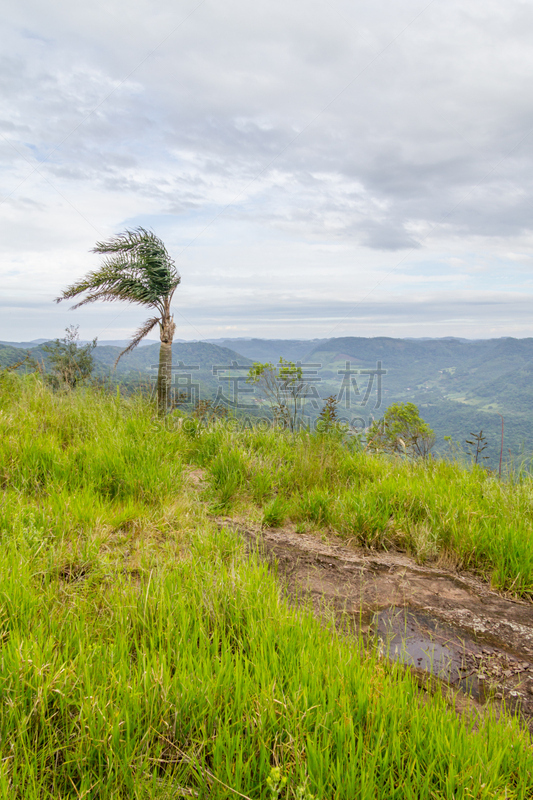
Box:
[217,518,533,730]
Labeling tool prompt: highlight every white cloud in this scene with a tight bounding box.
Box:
[2,0,533,341]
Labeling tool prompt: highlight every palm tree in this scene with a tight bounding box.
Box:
[56,227,181,414]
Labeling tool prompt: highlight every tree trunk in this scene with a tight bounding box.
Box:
[157,312,176,415]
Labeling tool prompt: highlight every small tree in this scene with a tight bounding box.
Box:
[55,228,180,415]
[366,402,435,459]
[247,358,308,431]
[42,326,97,389]
[465,430,489,465]
[317,395,339,433]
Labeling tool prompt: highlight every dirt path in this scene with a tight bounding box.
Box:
[217,518,533,730]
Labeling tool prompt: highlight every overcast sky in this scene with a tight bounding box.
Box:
[2,0,533,342]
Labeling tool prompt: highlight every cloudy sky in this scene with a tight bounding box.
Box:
[2,0,533,342]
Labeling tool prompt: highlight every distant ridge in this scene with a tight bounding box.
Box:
[2,334,533,460]
[202,338,328,362]
[0,339,50,349]
[0,338,174,349]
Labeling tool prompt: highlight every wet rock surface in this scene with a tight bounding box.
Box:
[217,519,533,730]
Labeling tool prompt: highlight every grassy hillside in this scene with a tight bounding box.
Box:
[0,373,532,797]
[3,334,533,461]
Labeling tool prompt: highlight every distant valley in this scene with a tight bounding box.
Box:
[2,335,532,465]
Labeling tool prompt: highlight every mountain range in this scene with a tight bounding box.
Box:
[1,335,532,464]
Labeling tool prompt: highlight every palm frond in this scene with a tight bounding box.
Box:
[114,316,160,367]
[67,289,143,310]
[93,227,180,299]
[92,227,156,255]
[56,227,181,309]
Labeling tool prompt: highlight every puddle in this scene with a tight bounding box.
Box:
[376,609,457,675]
[373,607,483,698]
[218,518,533,729]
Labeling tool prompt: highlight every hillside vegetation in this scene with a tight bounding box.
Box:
[3,334,533,460]
[0,374,532,798]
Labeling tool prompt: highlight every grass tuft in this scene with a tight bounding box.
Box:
[0,376,532,797]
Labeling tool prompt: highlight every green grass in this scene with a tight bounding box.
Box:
[0,374,532,798]
[182,424,533,596]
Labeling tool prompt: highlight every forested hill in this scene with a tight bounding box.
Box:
[91,341,253,376]
[204,338,327,363]
[304,336,533,462]
[2,334,533,461]
[304,335,533,407]
[0,340,253,399]
[212,336,533,461]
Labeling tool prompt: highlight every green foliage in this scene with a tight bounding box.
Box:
[247,358,307,431]
[0,349,36,375]
[250,467,274,504]
[2,520,531,798]
[2,377,533,593]
[367,402,435,459]
[262,495,288,528]
[56,226,181,415]
[296,488,333,526]
[182,420,533,593]
[58,227,180,313]
[1,378,533,797]
[208,447,246,510]
[42,325,97,389]
[466,430,490,465]
[317,394,339,432]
